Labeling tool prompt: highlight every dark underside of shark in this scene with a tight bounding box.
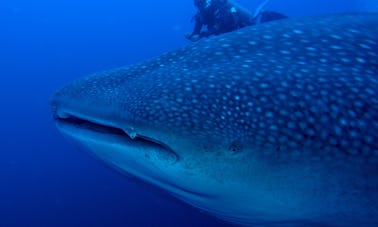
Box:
[50,13,378,226]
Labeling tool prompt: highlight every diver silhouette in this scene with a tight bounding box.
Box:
[186,0,287,42]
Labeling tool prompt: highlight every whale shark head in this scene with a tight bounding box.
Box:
[51,13,378,226]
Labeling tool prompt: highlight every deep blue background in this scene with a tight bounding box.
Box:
[0,0,376,226]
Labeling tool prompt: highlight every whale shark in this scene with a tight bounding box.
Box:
[50,13,378,226]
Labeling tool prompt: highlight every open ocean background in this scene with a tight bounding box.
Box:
[1,0,377,226]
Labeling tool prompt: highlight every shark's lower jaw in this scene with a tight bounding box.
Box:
[53,111,215,205]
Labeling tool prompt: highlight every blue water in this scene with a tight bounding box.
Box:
[1,0,376,226]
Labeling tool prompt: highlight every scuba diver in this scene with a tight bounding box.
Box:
[186,0,287,42]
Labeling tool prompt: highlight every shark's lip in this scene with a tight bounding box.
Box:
[52,109,180,163]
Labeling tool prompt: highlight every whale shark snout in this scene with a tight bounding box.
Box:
[51,13,378,226]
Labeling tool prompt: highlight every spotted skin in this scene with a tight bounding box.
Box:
[51,13,378,226]
[55,13,378,159]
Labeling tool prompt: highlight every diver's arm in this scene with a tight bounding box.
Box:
[192,18,203,35]
[200,24,220,37]
[186,14,204,41]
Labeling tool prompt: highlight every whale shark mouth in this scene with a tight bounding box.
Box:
[56,114,125,135]
[52,110,179,162]
[52,110,216,199]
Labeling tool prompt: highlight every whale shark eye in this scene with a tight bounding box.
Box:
[228,141,243,154]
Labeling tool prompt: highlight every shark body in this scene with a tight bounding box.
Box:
[51,13,378,226]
